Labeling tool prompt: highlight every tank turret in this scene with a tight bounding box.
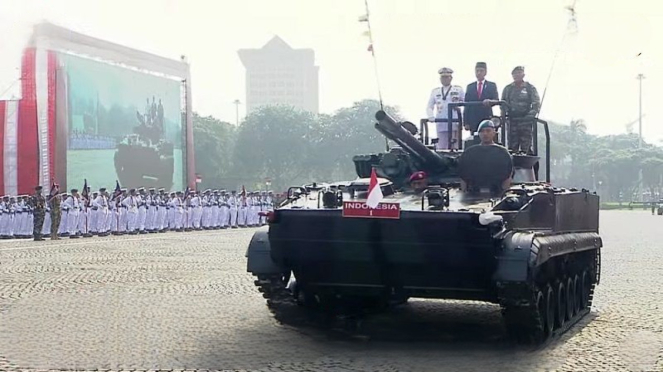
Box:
[354,102,549,191]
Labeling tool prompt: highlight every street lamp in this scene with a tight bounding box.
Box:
[232,99,241,126]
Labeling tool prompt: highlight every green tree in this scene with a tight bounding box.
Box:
[317,99,402,181]
[230,105,319,191]
[192,112,236,190]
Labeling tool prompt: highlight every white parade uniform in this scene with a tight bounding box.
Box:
[426,84,465,150]
[42,204,51,236]
[58,199,68,235]
[121,195,139,233]
[228,195,238,227]
[137,194,147,232]
[64,196,80,236]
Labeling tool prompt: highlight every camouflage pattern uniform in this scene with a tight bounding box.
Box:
[31,188,46,241]
[49,194,62,239]
[502,78,541,153]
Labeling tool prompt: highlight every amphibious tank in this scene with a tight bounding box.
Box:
[246,101,602,344]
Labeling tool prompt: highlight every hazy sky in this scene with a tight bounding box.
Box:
[1,0,661,141]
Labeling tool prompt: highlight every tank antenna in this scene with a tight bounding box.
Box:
[360,0,384,111]
[538,0,578,117]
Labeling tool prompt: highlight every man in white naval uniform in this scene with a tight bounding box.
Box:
[191,191,203,230]
[137,188,148,234]
[64,189,81,238]
[167,192,177,231]
[42,198,51,237]
[58,193,69,236]
[219,191,229,228]
[426,67,465,150]
[93,188,109,236]
[238,191,248,227]
[156,189,167,232]
[228,191,238,228]
[115,189,128,235]
[174,191,185,231]
[209,190,219,229]
[86,191,98,235]
[0,197,8,238]
[146,188,157,233]
[15,196,26,238]
[121,188,139,234]
[108,190,118,235]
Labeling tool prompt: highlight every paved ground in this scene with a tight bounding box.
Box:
[0,210,661,372]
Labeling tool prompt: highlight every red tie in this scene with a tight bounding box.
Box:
[477,81,483,98]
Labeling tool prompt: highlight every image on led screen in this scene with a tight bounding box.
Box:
[63,53,184,191]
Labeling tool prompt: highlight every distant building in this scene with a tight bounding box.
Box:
[238,36,319,114]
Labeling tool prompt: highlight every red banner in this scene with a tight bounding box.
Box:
[342,201,400,219]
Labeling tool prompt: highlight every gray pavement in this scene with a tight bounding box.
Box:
[0,210,661,372]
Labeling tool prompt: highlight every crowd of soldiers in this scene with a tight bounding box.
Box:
[2,184,275,241]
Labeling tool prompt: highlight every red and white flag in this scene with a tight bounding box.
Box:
[366,168,383,208]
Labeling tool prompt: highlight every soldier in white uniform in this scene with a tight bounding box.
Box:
[0,196,7,238]
[121,188,139,234]
[14,196,25,238]
[108,190,118,235]
[228,191,238,228]
[426,67,465,150]
[42,197,51,237]
[93,188,109,236]
[88,191,98,235]
[219,191,229,228]
[8,197,18,238]
[193,191,204,230]
[167,192,176,231]
[137,188,147,234]
[209,190,219,229]
[64,189,81,238]
[58,193,69,236]
[156,189,167,232]
[201,189,214,230]
[174,191,185,231]
[146,188,157,233]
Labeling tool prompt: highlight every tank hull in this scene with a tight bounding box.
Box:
[269,210,498,302]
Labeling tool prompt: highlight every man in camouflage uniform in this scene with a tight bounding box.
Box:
[49,188,62,240]
[501,66,541,154]
[31,186,46,241]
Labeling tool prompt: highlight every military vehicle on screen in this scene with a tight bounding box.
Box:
[246,101,602,344]
[114,112,175,190]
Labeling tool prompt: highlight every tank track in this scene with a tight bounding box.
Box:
[499,251,599,345]
[253,273,298,311]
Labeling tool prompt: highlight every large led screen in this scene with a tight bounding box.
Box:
[62,53,184,191]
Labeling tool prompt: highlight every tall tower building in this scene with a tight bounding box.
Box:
[238,36,319,114]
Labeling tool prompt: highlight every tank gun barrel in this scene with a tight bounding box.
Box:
[375,110,449,171]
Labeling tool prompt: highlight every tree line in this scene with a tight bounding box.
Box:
[193,99,662,202]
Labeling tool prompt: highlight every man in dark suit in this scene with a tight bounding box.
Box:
[464,62,499,133]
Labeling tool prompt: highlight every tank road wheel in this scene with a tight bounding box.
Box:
[566,277,575,321]
[544,284,555,337]
[573,275,582,315]
[502,288,547,345]
[581,270,592,310]
[555,281,567,329]
[532,289,547,343]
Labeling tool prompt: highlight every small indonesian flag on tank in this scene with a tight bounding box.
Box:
[343,168,400,219]
[366,168,383,208]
